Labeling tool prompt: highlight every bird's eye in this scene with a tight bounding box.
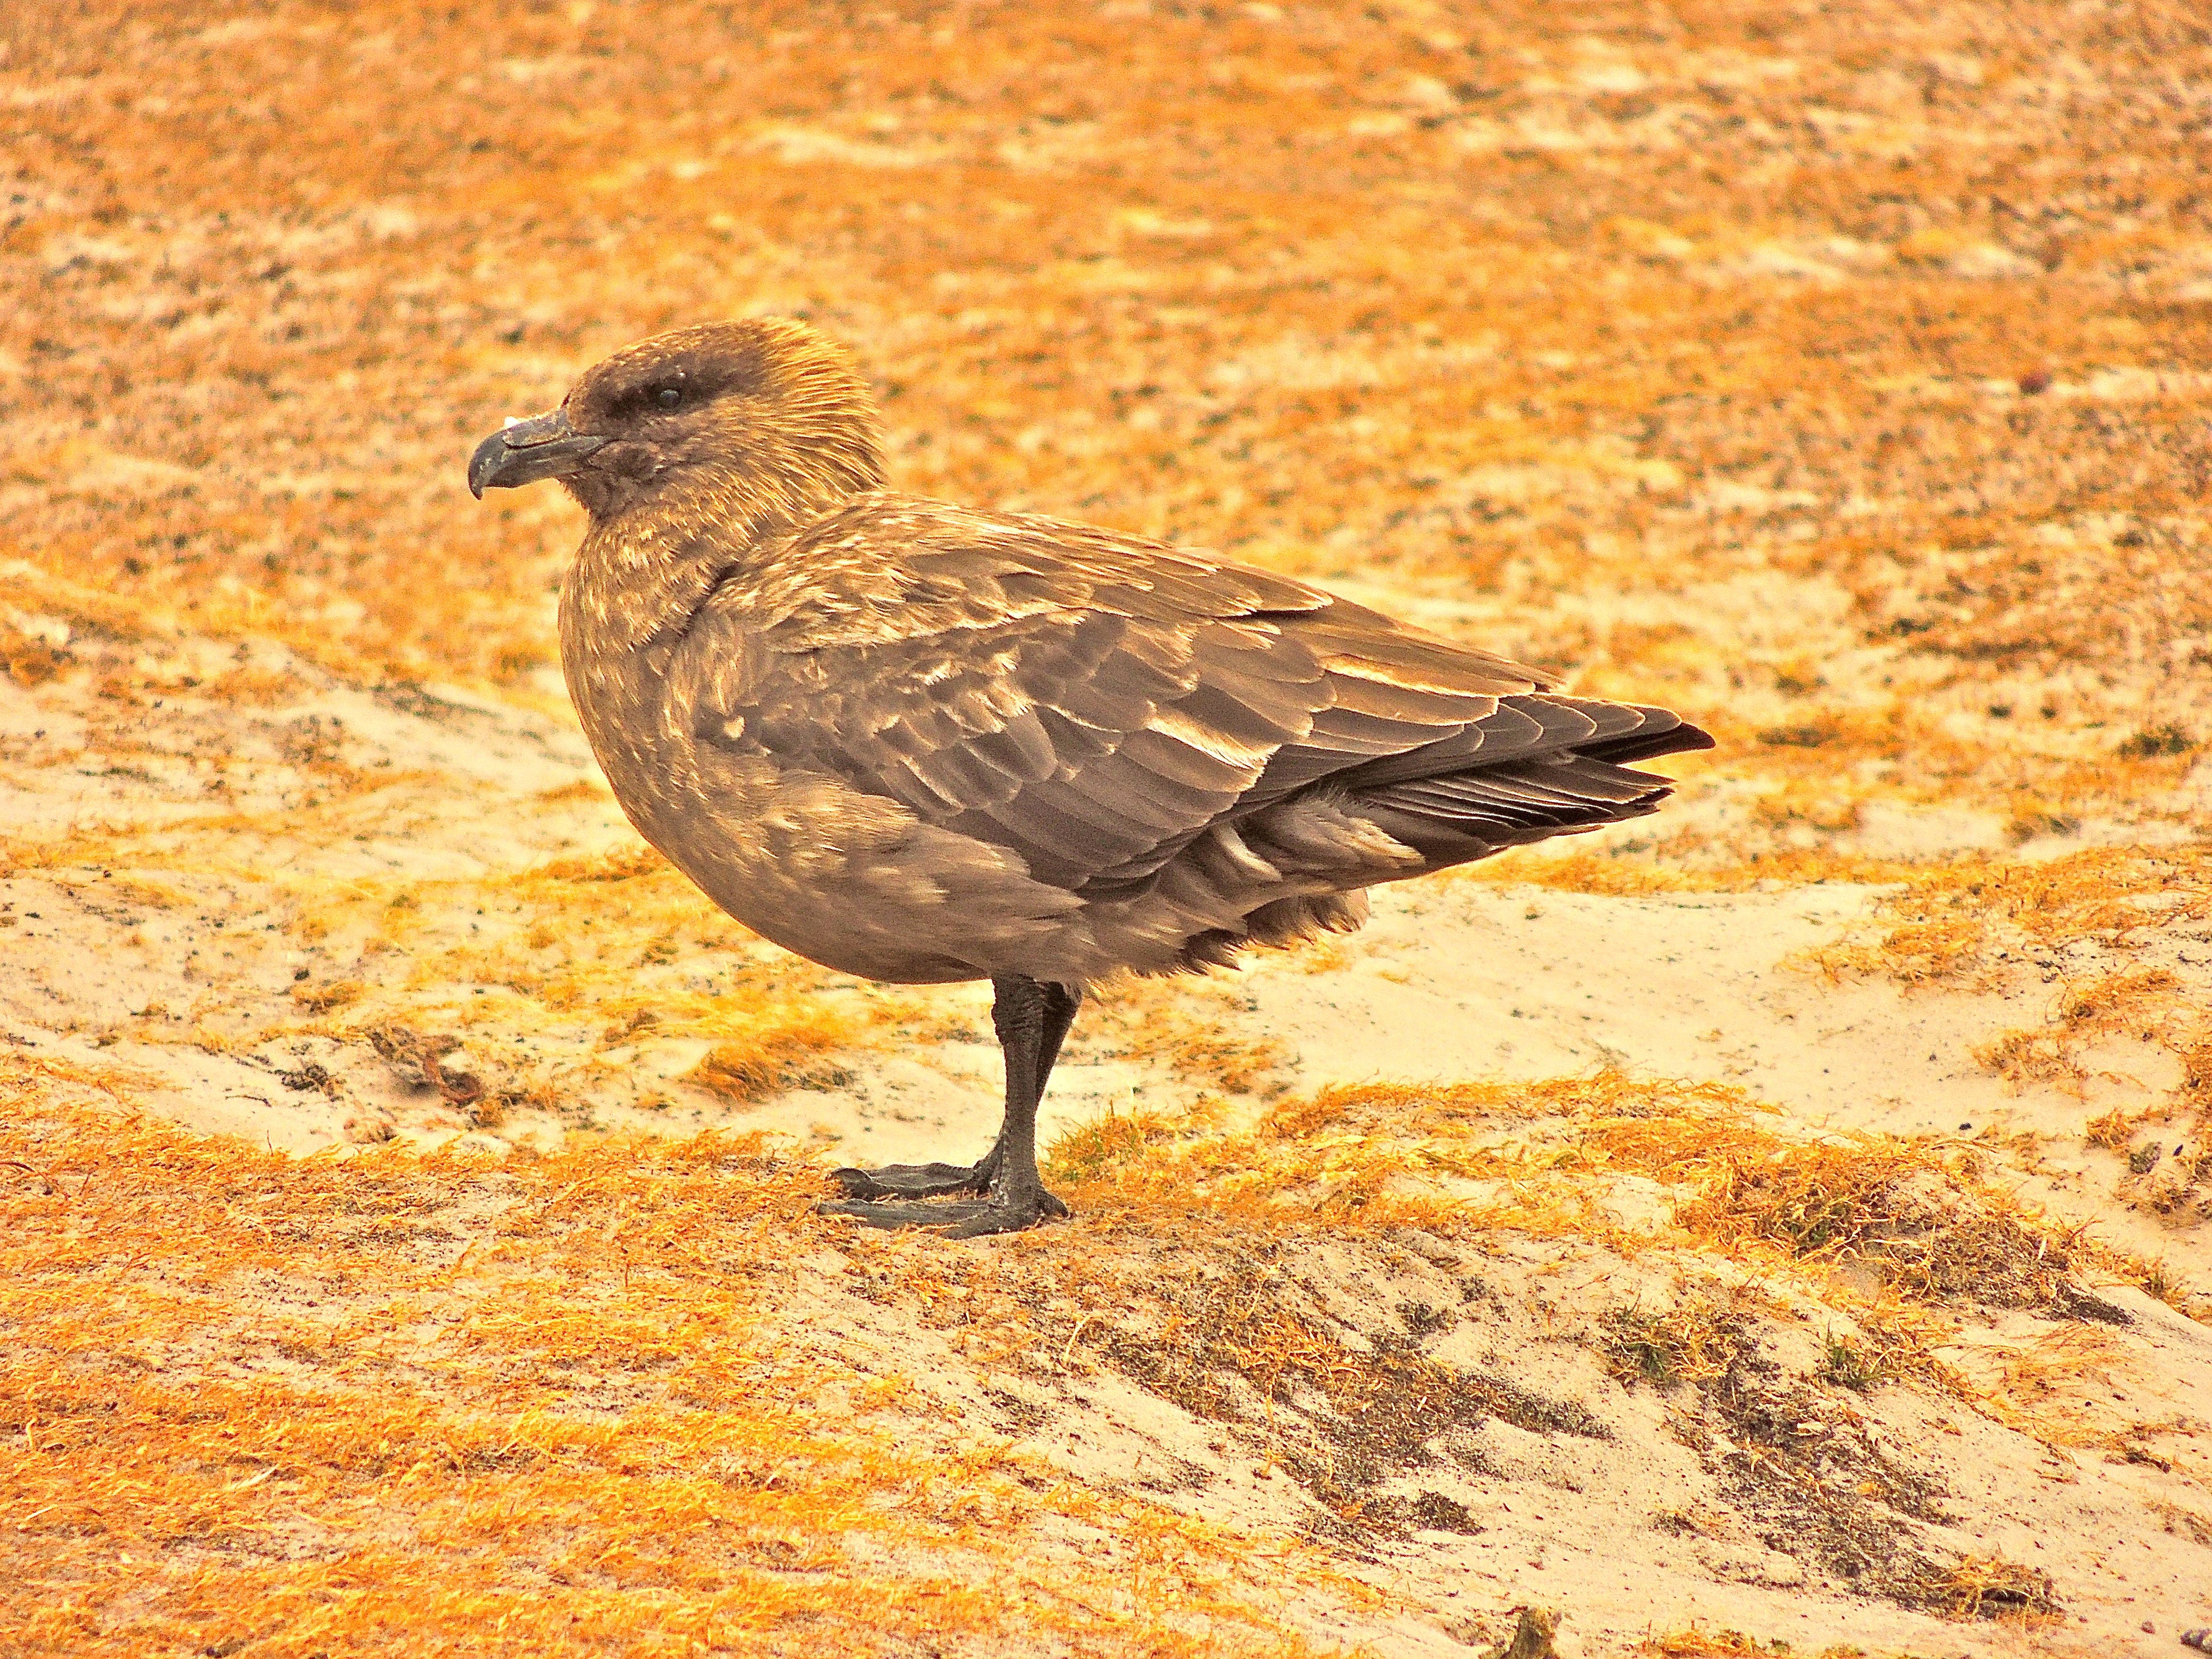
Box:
[655,386,684,409]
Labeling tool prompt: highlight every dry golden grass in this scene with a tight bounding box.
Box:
[1599,1293,1740,1389]
[1818,846,2212,1123]
[1049,1065,2150,1340]
[6,0,2211,1650]
[1639,1631,1860,1659]
[0,1032,2172,1651]
[1083,975,1290,1098]
[684,1006,859,1104]
[2,1080,1383,1658]
[1821,848,2212,986]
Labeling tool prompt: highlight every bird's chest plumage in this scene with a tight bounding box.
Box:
[552,549,745,882]
[554,553,902,953]
[558,586,672,792]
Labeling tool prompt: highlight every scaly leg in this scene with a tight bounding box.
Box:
[829,979,1078,1202]
[824,975,1080,1234]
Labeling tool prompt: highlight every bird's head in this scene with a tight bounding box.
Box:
[467,317,887,523]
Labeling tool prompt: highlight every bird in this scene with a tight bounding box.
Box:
[468,317,1714,1238]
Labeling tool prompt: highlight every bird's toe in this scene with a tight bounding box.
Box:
[817,1190,1067,1237]
[935,1192,1068,1238]
[829,1160,992,1201]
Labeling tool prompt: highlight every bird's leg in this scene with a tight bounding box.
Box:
[822,975,1080,1235]
[972,976,1078,1225]
[827,975,1078,1201]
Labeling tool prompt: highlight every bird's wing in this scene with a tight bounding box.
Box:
[663,502,1695,891]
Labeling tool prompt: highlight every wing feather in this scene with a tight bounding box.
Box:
[662,496,1708,894]
[1116,725,1259,793]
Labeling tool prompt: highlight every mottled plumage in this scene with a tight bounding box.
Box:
[469,318,1713,1234]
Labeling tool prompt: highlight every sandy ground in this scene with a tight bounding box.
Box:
[6,599,2210,1657]
[6,0,2212,1653]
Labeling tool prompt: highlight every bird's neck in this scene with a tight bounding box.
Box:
[562,444,882,651]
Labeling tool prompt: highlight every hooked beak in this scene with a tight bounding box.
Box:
[467,408,608,498]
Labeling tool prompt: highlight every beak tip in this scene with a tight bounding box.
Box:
[466,429,514,500]
[467,410,601,497]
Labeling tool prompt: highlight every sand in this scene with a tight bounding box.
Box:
[6,0,2212,1650]
[5,601,2209,1656]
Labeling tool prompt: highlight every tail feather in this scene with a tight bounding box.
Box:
[1575,707,1717,768]
[1344,701,1713,862]
[1358,758,1668,839]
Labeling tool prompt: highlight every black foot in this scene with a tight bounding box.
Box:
[818,1187,1070,1238]
[821,974,1083,1240]
[828,1160,993,1202]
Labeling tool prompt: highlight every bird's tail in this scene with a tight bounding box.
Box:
[1348,698,1713,861]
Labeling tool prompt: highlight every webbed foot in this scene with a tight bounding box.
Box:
[818,1186,1070,1236]
[819,975,1081,1239]
[827,1157,995,1202]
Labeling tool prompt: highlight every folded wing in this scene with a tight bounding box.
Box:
[667,504,1712,894]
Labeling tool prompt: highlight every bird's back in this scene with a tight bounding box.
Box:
[567,490,1712,985]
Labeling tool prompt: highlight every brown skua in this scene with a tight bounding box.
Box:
[468,318,1714,1236]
